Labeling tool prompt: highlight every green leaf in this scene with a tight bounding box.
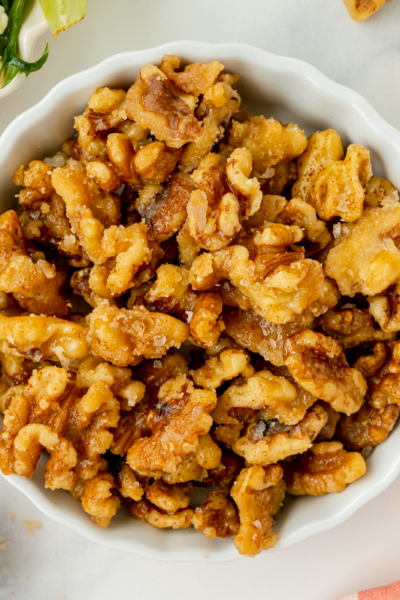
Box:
[39,0,87,37]
[0,0,49,88]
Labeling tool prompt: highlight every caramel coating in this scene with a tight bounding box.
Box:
[0,210,69,316]
[232,403,328,466]
[325,202,400,296]
[369,283,400,332]
[231,464,285,556]
[342,0,391,21]
[127,374,217,474]
[284,441,366,495]
[321,308,395,349]
[87,305,189,367]
[284,331,367,415]
[336,402,399,451]
[192,489,239,539]
[126,65,203,149]
[191,349,250,389]
[129,498,194,529]
[80,472,121,528]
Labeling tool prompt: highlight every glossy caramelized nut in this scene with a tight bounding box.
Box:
[284,331,367,415]
[193,489,239,539]
[336,402,399,451]
[231,464,285,557]
[283,441,366,495]
[127,374,216,474]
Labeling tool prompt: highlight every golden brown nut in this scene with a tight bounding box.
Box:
[369,283,400,332]
[128,498,194,529]
[189,292,225,349]
[316,402,341,441]
[336,402,399,451]
[368,343,400,409]
[0,314,89,365]
[223,307,314,366]
[284,331,367,415]
[320,308,395,349]
[364,177,399,208]
[0,210,69,317]
[126,374,217,474]
[228,116,307,179]
[309,144,372,222]
[126,64,203,149]
[80,472,121,527]
[283,441,366,495]
[136,173,194,241]
[342,0,391,21]
[160,55,224,95]
[106,133,141,185]
[231,403,328,465]
[195,433,222,470]
[162,452,206,484]
[191,349,250,389]
[110,397,155,456]
[192,489,239,539]
[87,305,189,367]
[145,479,192,512]
[179,79,240,173]
[190,244,324,324]
[51,159,121,265]
[276,198,332,256]
[292,129,344,202]
[325,202,400,296]
[352,343,387,379]
[231,464,285,556]
[113,462,144,501]
[70,268,117,309]
[176,220,201,268]
[134,142,181,184]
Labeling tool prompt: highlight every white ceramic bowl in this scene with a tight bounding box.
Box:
[1,41,400,563]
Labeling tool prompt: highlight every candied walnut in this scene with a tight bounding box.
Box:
[193,489,239,539]
[113,462,144,501]
[195,433,222,470]
[226,148,263,219]
[88,222,152,297]
[369,283,400,332]
[316,402,341,441]
[321,308,395,349]
[128,498,194,529]
[284,441,366,495]
[336,402,399,451]
[231,403,328,466]
[187,154,240,252]
[80,472,121,527]
[177,220,201,268]
[126,64,203,149]
[292,129,344,201]
[364,177,399,208]
[110,397,155,456]
[0,210,69,317]
[368,343,400,409]
[126,374,217,474]
[191,349,250,389]
[70,268,117,309]
[106,133,142,186]
[76,356,145,410]
[325,202,400,296]
[342,0,390,21]
[213,368,315,427]
[137,173,194,241]
[277,198,332,256]
[0,314,89,365]
[132,352,189,397]
[353,343,387,379]
[200,451,244,490]
[231,464,285,557]
[189,292,224,349]
[51,159,121,265]
[227,116,307,179]
[179,80,240,173]
[145,479,191,512]
[160,55,224,95]
[162,451,206,484]
[86,159,123,192]
[190,244,324,324]
[87,305,189,367]
[223,307,314,366]
[134,142,181,184]
[309,144,372,222]
[0,381,24,414]
[245,194,288,229]
[284,331,367,415]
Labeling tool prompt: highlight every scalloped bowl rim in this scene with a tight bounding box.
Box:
[1,41,400,563]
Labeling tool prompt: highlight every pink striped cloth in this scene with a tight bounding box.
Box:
[338,581,400,599]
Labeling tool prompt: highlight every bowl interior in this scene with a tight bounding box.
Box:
[2,42,400,562]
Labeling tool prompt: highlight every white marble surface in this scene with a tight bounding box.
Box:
[1,0,400,598]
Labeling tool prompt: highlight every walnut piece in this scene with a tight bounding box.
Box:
[192,489,239,539]
[80,472,121,527]
[342,0,390,21]
[336,402,399,451]
[321,308,395,349]
[126,374,216,474]
[283,441,366,495]
[284,331,367,415]
[231,464,285,557]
